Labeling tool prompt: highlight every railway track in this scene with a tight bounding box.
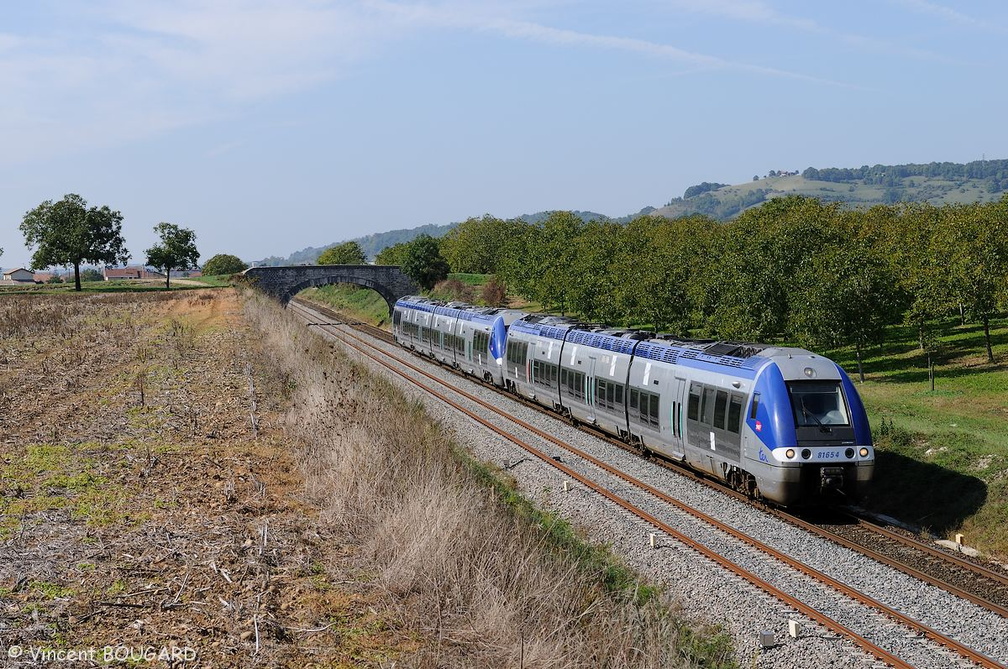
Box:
[293,298,1008,619]
[289,298,1007,669]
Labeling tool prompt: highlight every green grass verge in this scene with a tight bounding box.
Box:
[300,285,391,326]
[827,317,1008,555]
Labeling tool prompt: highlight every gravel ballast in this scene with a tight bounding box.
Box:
[310,315,1005,669]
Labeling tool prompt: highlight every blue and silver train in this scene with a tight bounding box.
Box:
[393,297,874,506]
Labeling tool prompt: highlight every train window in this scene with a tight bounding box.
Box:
[702,387,716,425]
[595,380,623,411]
[687,385,701,421]
[595,379,608,409]
[474,332,488,358]
[534,360,558,388]
[727,394,743,434]
[788,381,850,426]
[565,370,585,401]
[714,390,728,430]
[629,388,639,412]
[648,393,660,428]
[750,393,760,420]
[393,311,402,326]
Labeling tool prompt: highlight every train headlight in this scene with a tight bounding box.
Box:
[845,448,855,459]
[859,447,869,457]
[801,449,812,460]
[785,449,795,459]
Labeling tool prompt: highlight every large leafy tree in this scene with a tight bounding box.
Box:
[439,214,508,274]
[401,234,449,291]
[202,253,248,276]
[375,241,411,267]
[788,222,901,381]
[939,200,1008,362]
[616,214,712,335]
[700,196,840,341]
[876,202,951,350]
[146,223,200,290]
[318,241,366,265]
[568,219,623,323]
[20,193,129,291]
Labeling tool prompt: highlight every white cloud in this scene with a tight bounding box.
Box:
[0,0,860,168]
[0,1,393,166]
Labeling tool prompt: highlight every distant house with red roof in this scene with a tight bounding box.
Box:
[103,266,166,281]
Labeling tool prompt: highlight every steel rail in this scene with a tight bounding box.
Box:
[290,301,1002,669]
[294,297,1008,620]
[782,512,1008,619]
[853,514,1008,587]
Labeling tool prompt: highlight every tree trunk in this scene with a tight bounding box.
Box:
[984,315,994,363]
[165,267,171,290]
[856,341,865,383]
[74,261,81,291]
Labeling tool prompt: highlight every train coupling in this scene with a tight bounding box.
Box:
[820,466,846,493]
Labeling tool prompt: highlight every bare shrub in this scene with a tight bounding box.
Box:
[430,278,474,303]
[241,290,732,669]
[480,277,508,307]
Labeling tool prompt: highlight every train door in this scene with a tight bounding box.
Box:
[669,376,687,460]
[586,356,597,422]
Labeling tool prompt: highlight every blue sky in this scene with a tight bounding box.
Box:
[2,0,1007,269]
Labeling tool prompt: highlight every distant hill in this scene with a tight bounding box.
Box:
[654,159,1008,220]
[254,159,1007,265]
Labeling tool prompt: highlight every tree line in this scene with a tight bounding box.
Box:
[409,196,1008,380]
[14,193,250,289]
[802,159,1008,186]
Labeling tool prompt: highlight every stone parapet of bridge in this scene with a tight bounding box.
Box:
[243,265,419,311]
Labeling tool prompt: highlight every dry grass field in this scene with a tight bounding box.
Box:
[0,289,732,668]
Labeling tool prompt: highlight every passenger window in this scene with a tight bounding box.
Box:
[728,395,743,434]
[714,390,728,429]
[687,388,700,421]
[702,387,716,425]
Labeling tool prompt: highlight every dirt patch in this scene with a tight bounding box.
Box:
[0,290,410,667]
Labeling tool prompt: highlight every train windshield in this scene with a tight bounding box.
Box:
[787,381,850,427]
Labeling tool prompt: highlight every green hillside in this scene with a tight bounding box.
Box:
[657,159,1008,220]
[256,158,1008,265]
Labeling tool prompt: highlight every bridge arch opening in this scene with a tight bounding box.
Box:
[281,275,399,315]
[243,265,419,320]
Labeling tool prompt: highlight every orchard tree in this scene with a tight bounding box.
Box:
[788,228,901,382]
[20,193,129,291]
[568,219,622,323]
[146,223,199,290]
[318,241,366,265]
[375,241,410,266]
[940,201,1008,362]
[401,234,449,291]
[439,215,508,274]
[202,253,248,276]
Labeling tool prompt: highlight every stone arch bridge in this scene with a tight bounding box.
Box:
[243,265,418,311]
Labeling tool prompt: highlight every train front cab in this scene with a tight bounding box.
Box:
[743,355,874,506]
